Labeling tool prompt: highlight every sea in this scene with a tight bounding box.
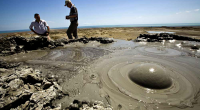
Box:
[0,23,200,34]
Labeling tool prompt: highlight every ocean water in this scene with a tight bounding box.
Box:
[0,23,200,34]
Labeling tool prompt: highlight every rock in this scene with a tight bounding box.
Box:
[42,79,53,90]
[19,101,30,110]
[66,100,113,110]
[0,67,65,110]
[99,38,114,44]
[26,73,43,84]
[0,36,114,56]
[14,45,23,53]
[0,89,32,110]
[24,36,51,50]
[0,87,6,99]
[191,46,199,50]
[0,61,20,69]
[52,82,62,92]
[136,33,200,42]
[69,103,79,110]
[17,68,43,84]
[29,86,57,110]
[82,100,89,105]
[8,79,24,91]
[27,84,36,93]
[0,74,18,84]
[34,83,42,87]
[73,99,81,104]
[54,38,68,44]
[17,68,33,78]
[43,103,62,110]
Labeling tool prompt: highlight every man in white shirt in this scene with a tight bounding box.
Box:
[29,13,51,40]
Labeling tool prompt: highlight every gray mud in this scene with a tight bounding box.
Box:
[88,39,200,110]
[0,35,200,110]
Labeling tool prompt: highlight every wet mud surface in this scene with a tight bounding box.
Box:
[0,34,200,110]
[39,47,110,63]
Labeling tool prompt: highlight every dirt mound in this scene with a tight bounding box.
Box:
[136,33,200,42]
[0,36,114,56]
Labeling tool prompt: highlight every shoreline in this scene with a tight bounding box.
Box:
[1,26,200,40]
[1,25,200,34]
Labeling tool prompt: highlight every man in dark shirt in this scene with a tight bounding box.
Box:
[65,0,78,39]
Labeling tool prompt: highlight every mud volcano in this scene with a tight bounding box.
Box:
[1,34,200,110]
[93,53,200,109]
[128,63,172,89]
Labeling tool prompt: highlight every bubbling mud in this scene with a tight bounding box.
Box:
[92,53,200,110]
[128,63,172,89]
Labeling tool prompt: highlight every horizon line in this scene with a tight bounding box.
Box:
[1,22,200,32]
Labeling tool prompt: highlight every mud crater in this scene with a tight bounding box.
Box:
[128,63,172,89]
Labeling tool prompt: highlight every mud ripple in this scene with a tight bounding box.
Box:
[135,46,183,56]
[39,47,110,63]
[93,55,200,109]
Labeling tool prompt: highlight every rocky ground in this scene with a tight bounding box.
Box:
[0,36,114,56]
[1,32,200,110]
[136,33,200,42]
[135,33,200,50]
[0,36,114,110]
[0,64,113,110]
[0,66,65,110]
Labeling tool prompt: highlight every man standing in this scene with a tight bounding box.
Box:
[29,13,51,40]
[65,0,78,39]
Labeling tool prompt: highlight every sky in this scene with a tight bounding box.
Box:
[0,0,200,31]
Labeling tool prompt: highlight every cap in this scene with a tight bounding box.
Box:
[65,0,71,6]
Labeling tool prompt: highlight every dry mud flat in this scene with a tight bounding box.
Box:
[0,34,200,110]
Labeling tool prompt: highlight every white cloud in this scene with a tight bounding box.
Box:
[176,12,181,14]
[194,9,199,11]
[186,11,191,13]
